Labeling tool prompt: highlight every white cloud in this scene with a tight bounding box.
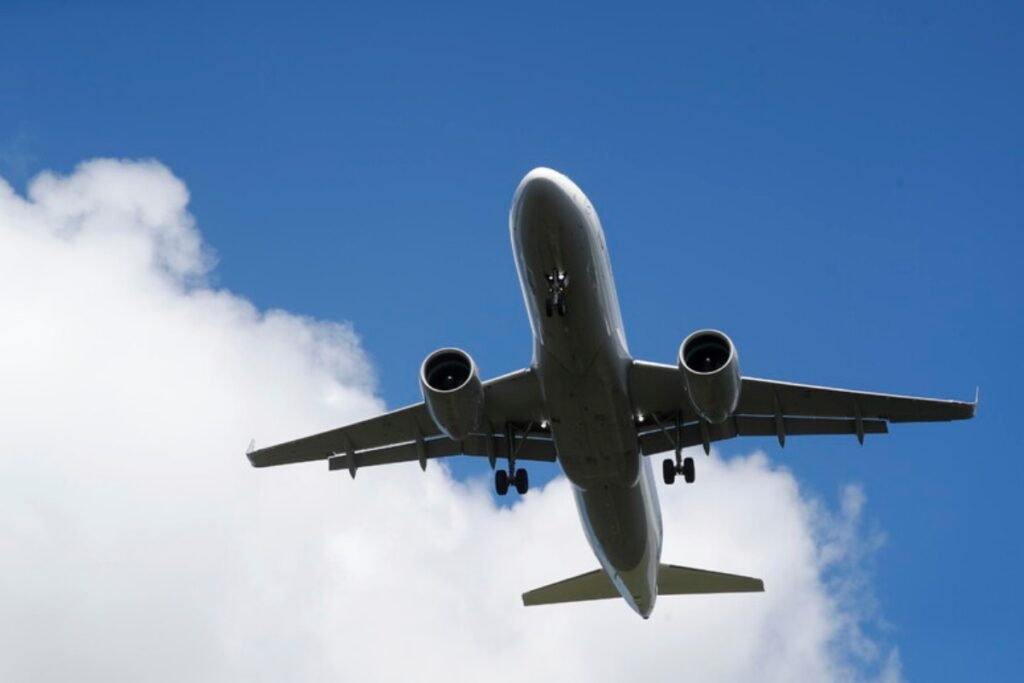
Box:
[0,159,901,683]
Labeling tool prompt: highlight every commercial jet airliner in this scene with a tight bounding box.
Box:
[247,167,975,618]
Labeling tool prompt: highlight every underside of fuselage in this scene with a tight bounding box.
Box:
[510,167,662,617]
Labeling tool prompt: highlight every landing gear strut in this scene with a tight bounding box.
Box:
[494,422,530,496]
[544,270,569,317]
[660,413,697,485]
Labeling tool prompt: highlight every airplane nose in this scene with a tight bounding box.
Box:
[516,167,568,197]
[512,167,577,226]
[515,167,567,205]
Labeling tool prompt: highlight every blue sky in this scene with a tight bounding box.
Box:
[2,1,1021,679]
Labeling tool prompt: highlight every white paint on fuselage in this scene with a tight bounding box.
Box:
[510,168,663,618]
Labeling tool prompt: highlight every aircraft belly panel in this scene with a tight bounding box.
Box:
[574,484,649,570]
[541,352,639,488]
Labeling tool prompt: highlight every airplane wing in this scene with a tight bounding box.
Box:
[629,360,976,454]
[247,368,555,476]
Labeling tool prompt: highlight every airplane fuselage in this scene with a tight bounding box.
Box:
[510,168,662,618]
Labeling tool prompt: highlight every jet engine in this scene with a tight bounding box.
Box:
[678,329,741,424]
[420,347,484,440]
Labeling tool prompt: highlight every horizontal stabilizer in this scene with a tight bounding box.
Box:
[522,564,763,607]
[522,568,618,606]
[657,563,764,595]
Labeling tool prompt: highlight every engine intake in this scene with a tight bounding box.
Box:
[678,329,741,424]
[420,348,484,440]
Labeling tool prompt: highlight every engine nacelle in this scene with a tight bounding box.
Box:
[420,348,484,440]
[678,329,741,424]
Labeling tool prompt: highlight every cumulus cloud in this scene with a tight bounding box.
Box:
[0,159,900,682]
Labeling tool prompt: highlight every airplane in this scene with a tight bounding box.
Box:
[246,167,976,618]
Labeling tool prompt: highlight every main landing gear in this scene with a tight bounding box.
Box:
[494,467,529,496]
[660,413,697,485]
[663,456,695,485]
[544,270,568,317]
[494,422,530,496]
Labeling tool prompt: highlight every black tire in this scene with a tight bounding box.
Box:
[545,298,554,317]
[495,469,510,496]
[682,457,695,484]
[557,297,567,316]
[514,468,529,495]
[662,458,676,485]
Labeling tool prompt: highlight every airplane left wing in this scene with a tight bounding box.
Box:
[629,360,976,454]
[247,402,440,468]
[247,367,554,475]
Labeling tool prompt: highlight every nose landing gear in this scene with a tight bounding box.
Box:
[544,270,569,317]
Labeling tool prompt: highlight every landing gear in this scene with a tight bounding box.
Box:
[544,270,569,317]
[495,469,510,496]
[494,467,529,496]
[662,458,676,485]
[514,468,529,495]
[681,456,695,484]
[494,421,530,496]
[662,456,696,485]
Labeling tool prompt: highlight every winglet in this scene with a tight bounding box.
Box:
[246,438,256,455]
[974,387,981,415]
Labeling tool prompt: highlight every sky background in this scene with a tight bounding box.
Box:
[1,1,1021,680]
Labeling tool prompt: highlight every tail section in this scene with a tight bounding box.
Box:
[522,564,763,607]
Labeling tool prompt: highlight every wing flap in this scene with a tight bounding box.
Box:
[326,434,556,473]
[638,415,887,455]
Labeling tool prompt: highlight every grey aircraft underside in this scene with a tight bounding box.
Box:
[247,167,976,618]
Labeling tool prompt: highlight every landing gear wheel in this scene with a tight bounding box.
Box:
[681,456,695,484]
[557,297,567,316]
[495,469,510,496]
[545,298,554,317]
[662,458,676,485]
[514,468,529,495]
